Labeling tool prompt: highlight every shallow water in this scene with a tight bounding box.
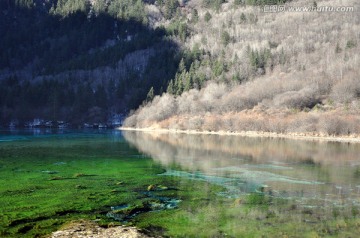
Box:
[1,129,360,237]
[123,131,360,200]
[0,129,166,237]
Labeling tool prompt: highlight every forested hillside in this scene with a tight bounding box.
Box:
[0,0,185,127]
[1,0,359,133]
[125,0,360,137]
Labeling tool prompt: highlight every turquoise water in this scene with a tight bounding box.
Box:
[1,129,360,237]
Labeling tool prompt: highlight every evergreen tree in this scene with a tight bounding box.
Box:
[178,58,186,72]
[146,87,155,102]
[204,11,212,22]
[167,80,175,95]
[175,76,184,96]
[221,30,231,46]
[178,23,188,42]
[203,0,225,11]
[191,9,199,23]
[279,48,286,65]
[15,0,34,8]
[240,13,247,23]
[163,0,180,19]
[184,72,193,91]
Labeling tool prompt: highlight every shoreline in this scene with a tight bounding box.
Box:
[51,219,150,238]
[119,127,360,144]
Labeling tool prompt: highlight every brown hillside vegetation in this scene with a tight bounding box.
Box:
[124,0,360,136]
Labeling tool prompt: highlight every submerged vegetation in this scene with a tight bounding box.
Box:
[1,0,360,237]
[1,130,360,237]
[125,130,360,237]
[0,131,223,237]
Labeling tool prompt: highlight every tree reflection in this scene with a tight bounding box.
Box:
[123,131,360,205]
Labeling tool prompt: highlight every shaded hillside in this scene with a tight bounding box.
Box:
[0,0,181,126]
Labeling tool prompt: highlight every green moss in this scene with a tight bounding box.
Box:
[1,132,360,237]
[0,135,173,237]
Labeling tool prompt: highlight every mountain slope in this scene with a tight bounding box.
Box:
[0,0,181,126]
[124,0,360,136]
[1,0,359,133]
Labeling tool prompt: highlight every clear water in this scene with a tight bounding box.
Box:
[1,129,360,237]
[123,131,360,208]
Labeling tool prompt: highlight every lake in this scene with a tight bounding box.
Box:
[1,129,360,237]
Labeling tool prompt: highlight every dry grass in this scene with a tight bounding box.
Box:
[124,0,360,137]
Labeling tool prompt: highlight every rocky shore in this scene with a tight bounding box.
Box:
[51,220,151,238]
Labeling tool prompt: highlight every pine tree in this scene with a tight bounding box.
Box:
[167,80,175,95]
[184,72,193,91]
[204,11,212,22]
[178,58,186,72]
[146,87,155,102]
[191,9,199,23]
[279,48,286,65]
[240,13,247,23]
[234,0,243,5]
[175,76,184,96]
[163,0,180,19]
[221,30,231,46]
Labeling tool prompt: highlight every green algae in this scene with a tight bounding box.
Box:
[1,130,360,237]
[0,131,175,237]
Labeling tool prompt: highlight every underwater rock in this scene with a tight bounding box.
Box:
[41,170,58,174]
[111,204,129,211]
[107,194,181,222]
[73,173,86,178]
[147,185,156,191]
[234,198,242,206]
[107,204,152,222]
[157,185,168,191]
[147,201,165,210]
[147,184,170,191]
[163,199,181,209]
[51,220,150,238]
[255,185,269,193]
[75,185,86,189]
[49,176,64,181]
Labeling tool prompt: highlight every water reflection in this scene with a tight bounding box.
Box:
[0,128,126,143]
[123,131,360,207]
